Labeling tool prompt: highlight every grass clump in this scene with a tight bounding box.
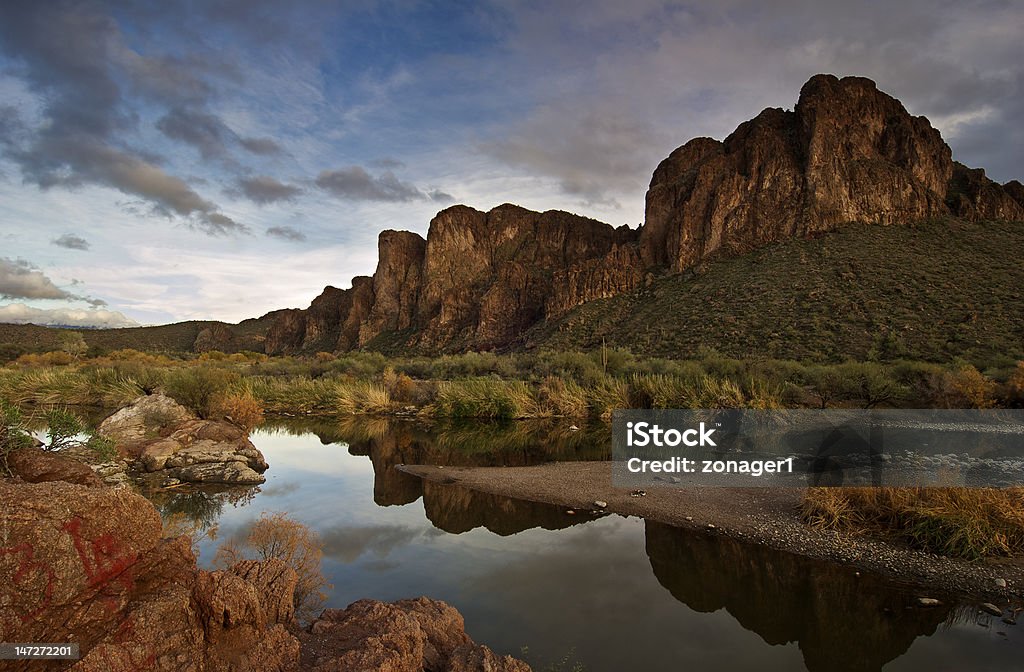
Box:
[336,380,391,415]
[802,486,1024,559]
[431,378,538,419]
[211,389,265,431]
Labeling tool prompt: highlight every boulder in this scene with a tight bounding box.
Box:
[0,477,300,672]
[6,447,105,488]
[98,395,269,485]
[0,470,530,672]
[97,393,193,449]
[301,598,530,672]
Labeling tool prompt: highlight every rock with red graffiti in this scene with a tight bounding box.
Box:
[0,478,300,672]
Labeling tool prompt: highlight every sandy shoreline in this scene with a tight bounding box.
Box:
[399,461,1024,605]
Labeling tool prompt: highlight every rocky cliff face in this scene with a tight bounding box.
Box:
[267,204,639,353]
[264,74,1024,354]
[640,74,1023,271]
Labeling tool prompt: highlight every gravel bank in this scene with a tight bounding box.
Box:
[399,461,1024,606]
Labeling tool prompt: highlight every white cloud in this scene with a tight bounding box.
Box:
[0,303,138,328]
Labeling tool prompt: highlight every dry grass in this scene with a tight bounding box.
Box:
[336,380,391,414]
[211,390,265,431]
[802,486,1024,559]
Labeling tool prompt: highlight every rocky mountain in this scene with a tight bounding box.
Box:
[4,74,1018,358]
[258,74,1023,355]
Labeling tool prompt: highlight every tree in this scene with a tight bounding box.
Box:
[59,331,88,360]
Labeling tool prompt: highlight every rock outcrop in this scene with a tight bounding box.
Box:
[639,74,1024,271]
[1,452,530,672]
[262,74,1024,354]
[97,394,269,485]
[300,598,530,672]
[0,473,299,672]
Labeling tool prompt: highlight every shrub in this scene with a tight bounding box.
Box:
[1,401,34,474]
[382,367,418,403]
[835,362,907,409]
[15,351,75,367]
[949,365,998,409]
[1003,362,1024,407]
[215,512,330,624]
[164,366,240,418]
[42,408,85,451]
[211,390,265,431]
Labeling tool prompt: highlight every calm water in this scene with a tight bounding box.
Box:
[145,419,1022,672]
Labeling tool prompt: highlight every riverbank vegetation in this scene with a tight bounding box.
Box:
[4,346,1023,561]
[1,347,1022,421]
[802,486,1024,559]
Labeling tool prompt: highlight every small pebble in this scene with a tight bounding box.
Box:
[980,603,1003,617]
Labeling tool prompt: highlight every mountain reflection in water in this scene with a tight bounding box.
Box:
[144,418,1019,672]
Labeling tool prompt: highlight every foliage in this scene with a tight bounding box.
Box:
[42,408,85,451]
[802,486,1024,559]
[1,400,34,474]
[211,390,265,431]
[215,512,330,623]
[431,378,538,419]
[163,366,240,418]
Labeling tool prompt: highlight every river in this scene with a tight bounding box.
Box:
[143,418,1022,672]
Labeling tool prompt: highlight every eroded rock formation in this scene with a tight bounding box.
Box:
[263,74,1024,354]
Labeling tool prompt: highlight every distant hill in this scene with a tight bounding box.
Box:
[527,218,1024,365]
[0,317,274,359]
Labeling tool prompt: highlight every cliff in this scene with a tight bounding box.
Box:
[239,75,1024,354]
[267,204,639,354]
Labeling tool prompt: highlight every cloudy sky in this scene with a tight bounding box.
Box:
[0,0,1021,327]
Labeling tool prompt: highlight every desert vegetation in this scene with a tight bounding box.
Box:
[214,511,331,624]
[1,346,1020,422]
[802,486,1024,559]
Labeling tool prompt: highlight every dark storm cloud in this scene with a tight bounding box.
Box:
[52,234,91,251]
[156,108,236,162]
[0,1,245,235]
[233,175,303,204]
[315,166,447,203]
[0,257,104,305]
[0,258,75,300]
[238,136,284,155]
[266,225,306,242]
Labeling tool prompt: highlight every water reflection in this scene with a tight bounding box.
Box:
[421,480,603,535]
[148,484,259,531]
[143,418,1020,672]
[645,521,951,671]
[264,416,609,506]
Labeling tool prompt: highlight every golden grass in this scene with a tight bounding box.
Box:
[802,486,1024,559]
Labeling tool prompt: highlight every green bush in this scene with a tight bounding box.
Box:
[163,366,240,418]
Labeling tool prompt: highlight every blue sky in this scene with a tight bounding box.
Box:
[1,0,1022,326]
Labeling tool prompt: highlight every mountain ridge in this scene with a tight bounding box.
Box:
[3,74,1023,359]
